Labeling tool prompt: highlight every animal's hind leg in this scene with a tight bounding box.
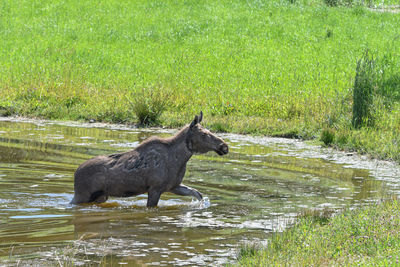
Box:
[70,190,107,204]
[71,173,107,204]
[70,192,92,204]
[89,190,108,203]
[147,190,162,208]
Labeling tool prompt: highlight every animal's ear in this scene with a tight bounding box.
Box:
[190,115,199,128]
[198,111,203,123]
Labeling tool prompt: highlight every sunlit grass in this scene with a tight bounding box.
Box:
[236,198,400,266]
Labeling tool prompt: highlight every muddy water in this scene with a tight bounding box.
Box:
[0,118,399,266]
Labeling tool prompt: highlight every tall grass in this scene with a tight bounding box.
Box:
[323,48,400,160]
[236,198,400,266]
[127,86,172,126]
[352,49,400,129]
[352,50,377,128]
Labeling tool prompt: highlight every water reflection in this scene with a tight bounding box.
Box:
[0,118,398,265]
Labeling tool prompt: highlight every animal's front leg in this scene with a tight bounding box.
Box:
[147,190,162,207]
[170,184,203,201]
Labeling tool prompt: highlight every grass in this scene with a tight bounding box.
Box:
[352,50,377,128]
[127,85,172,125]
[0,0,400,161]
[236,198,400,266]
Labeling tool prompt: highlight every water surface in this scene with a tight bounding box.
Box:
[0,118,399,266]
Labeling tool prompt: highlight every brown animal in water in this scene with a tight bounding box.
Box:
[70,112,229,207]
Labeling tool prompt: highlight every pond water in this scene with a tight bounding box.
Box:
[0,118,399,266]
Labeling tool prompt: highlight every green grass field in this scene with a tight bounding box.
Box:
[1,0,400,160]
[236,198,400,266]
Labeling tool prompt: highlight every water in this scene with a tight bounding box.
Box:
[0,118,399,266]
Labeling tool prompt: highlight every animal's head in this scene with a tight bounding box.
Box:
[187,111,229,156]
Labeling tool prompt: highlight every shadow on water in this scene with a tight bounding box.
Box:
[0,118,399,266]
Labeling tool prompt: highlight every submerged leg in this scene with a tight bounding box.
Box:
[147,190,162,207]
[70,190,108,204]
[90,191,108,203]
[70,191,94,204]
[170,184,203,201]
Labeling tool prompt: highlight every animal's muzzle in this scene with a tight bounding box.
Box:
[216,143,229,155]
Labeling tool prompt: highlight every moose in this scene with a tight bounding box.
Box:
[70,112,229,207]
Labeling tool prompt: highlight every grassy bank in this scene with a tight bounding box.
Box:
[1,0,400,161]
[236,198,400,266]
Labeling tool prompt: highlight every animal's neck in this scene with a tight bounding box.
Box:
[169,126,193,161]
